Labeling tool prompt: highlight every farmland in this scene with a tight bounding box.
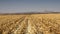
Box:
[0,14,60,34]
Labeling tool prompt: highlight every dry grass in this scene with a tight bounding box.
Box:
[0,14,60,34]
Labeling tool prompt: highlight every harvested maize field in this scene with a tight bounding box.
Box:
[0,14,60,34]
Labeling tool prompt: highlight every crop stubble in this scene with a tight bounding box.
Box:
[0,14,60,34]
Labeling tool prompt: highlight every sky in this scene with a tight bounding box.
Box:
[0,0,60,13]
